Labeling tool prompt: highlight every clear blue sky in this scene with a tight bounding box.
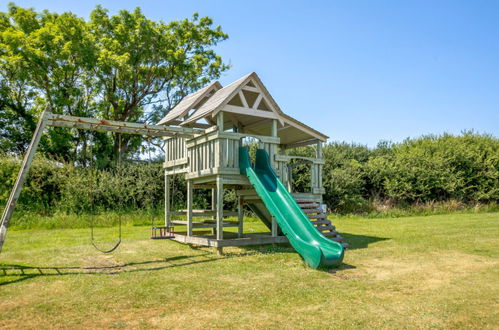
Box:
[9,0,499,146]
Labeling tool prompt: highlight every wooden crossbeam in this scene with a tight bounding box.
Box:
[0,110,204,253]
[47,113,202,137]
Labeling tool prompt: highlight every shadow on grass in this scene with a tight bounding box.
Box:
[340,232,390,250]
[0,253,222,287]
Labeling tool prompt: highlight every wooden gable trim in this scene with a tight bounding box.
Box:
[222,105,280,120]
[211,73,284,125]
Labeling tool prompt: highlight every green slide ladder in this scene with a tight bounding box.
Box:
[239,147,344,268]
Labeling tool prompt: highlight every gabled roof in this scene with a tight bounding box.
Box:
[180,72,285,126]
[157,72,329,145]
[157,81,222,125]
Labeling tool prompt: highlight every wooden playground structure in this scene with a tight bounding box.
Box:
[0,72,346,255]
[159,72,346,253]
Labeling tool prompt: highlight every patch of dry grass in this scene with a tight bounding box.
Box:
[0,212,497,329]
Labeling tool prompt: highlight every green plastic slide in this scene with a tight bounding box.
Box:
[239,147,344,268]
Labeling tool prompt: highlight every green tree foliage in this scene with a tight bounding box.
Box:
[0,3,228,163]
[318,132,498,213]
[89,7,228,160]
[0,132,497,216]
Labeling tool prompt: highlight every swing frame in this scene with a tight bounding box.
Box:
[0,107,202,253]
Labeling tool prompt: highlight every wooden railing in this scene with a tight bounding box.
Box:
[164,128,325,196]
[164,137,188,174]
[274,154,325,195]
[184,127,280,179]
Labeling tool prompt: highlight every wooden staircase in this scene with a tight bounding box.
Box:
[293,198,349,249]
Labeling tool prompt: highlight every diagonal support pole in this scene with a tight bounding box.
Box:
[0,109,51,252]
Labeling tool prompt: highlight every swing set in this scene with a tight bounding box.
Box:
[0,108,203,253]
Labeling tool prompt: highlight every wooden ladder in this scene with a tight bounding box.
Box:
[293,198,349,249]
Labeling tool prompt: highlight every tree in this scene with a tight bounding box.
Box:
[0,4,229,164]
[0,4,99,162]
[89,6,229,160]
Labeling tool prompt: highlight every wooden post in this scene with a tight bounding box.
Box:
[237,196,243,238]
[211,188,216,235]
[271,119,277,136]
[271,216,278,238]
[216,177,224,240]
[270,119,278,170]
[164,172,170,227]
[317,141,323,202]
[0,109,51,252]
[187,180,193,236]
[217,111,224,132]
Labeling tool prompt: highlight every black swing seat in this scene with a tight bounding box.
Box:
[151,226,175,239]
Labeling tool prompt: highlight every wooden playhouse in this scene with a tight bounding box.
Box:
[158,72,346,253]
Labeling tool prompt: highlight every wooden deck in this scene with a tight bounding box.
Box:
[171,231,288,247]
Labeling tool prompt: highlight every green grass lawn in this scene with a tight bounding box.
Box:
[0,212,498,329]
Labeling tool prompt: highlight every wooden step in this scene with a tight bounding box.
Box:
[330,236,344,243]
[297,203,319,209]
[310,219,333,226]
[316,224,337,232]
[322,231,339,237]
[307,214,326,219]
[293,198,317,204]
[302,208,323,214]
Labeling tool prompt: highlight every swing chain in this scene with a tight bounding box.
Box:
[88,132,122,253]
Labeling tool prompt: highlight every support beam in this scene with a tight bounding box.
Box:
[271,216,278,238]
[187,180,193,236]
[216,177,224,240]
[271,119,278,137]
[211,188,216,235]
[216,111,224,132]
[47,113,201,137]
[164,172,170,227]
[237,196,244,238]
[238,91,249,108]
[316,141,323,158]
[0,109,51,252]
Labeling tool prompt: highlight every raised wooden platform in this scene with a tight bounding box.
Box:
[171,231,288,247]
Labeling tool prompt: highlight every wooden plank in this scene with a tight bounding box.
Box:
[297,203,319,209]
[274,154,325,164]
[294,198,317,204]
[216,177,224,240]
[308,214,326,219]
[238,90,249,108]
[171,210,238,217]
[165,173,170,226]
[164,157,188,168]
[227,139,233,168]
[242,85,259,93]
[171,220,238,228]
[237,196,243,238]
[302,208,323,214]
[0,109,51,252]
[310,220,333,226]
[316,224,336,232]
[222,105,280,120]
[252,93,263,109]
[171,233,288,247]
[217,111,224,132]
[271,216,278,237]
[48,114,201,137]
[187,180,193,236]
